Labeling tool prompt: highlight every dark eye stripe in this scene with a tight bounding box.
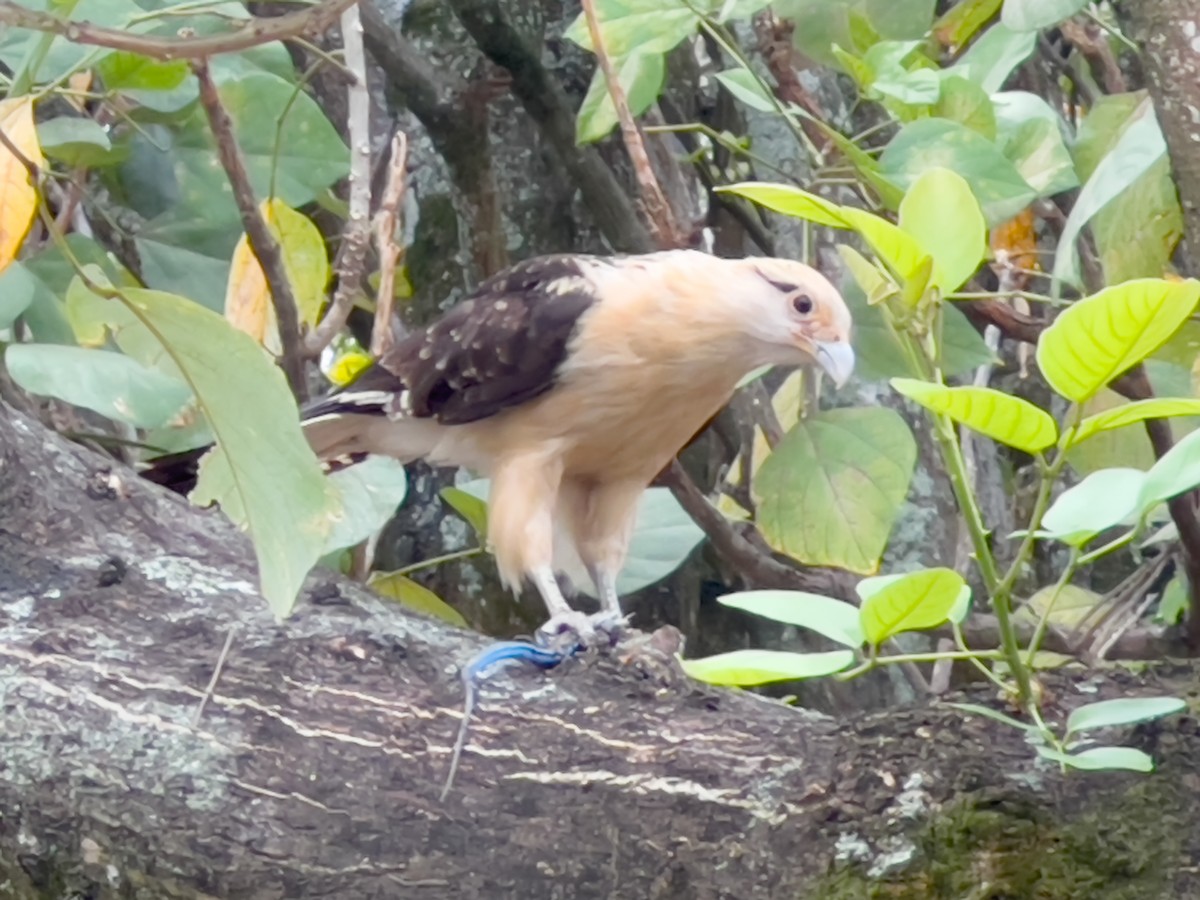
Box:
[763,276,797,293]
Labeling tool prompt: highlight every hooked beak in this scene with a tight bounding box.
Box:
[815,340,855,388]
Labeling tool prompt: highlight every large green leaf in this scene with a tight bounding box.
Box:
[858,571,972,624]
[564,0,699,56]
[1036,279,1200,403]
[1037,468,1145,546]
[1069,399,1200,448]
[859,567,964,644]
[717,590,864,647]
[933,75,996,138]
[717,182,852,228]
[891,379,1056,453]
[992,91,1079,197]
[947,22,1037,94]
[1037,746,1154,773]
[840,208,933,289]
[1001,0,1090,32]
[879,118,1036,225]
[754,407,917,574]
[103,285,339,617]
[322,456,409,554]
[576,51,665,144]
[1065,697,1187,734]
[4,344,192,429]
[1054,96,1167,287]
[897,167,987,294]
[680,648,856,686]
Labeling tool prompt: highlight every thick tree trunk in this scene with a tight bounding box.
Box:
[0,403,1197,899]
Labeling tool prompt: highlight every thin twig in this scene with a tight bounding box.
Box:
[193,60,308,401]
[0,0,357,61]
[371,133,410,360]
[579,0,683,248]
[193,626,237,726]
[306,2,374,359]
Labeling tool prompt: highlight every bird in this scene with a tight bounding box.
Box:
[298,249,855,643]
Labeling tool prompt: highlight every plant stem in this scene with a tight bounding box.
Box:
[392,547,484,576]
[1024,548,1079,666]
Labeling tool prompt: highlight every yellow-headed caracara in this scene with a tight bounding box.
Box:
[301,249,854,642]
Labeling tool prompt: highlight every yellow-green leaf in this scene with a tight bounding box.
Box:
[679,649,855,687]
[859,567,964,645]
[837,244,896,306]
[841,207,935,290]
[717,182,852,228]
[891,378,1057,453]
[1036,278,1200,402]
[369,572,468,628]
[898,167,987,294]
[1068,398,1200,447]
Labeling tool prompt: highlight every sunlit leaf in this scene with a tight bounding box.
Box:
[1066,696,1187,734]
[897,167,987,293]
[717,181,852,228]
[948,22,1037,94]
[1037,468,1145,546]
[859,567,964,644]
[1037,279,1200,402]
[857,571,972,623]
[891,378,1057,453]
[680,648,856,686]
[0,96,43,272]
[369,571,467,628]
[840,207,933,288]
[576,51,666,143]
[992,91,1079,197]
[718,590,865,647]
[101,285,339,618]
[1069,399,1200,447]
[754,407,917,574]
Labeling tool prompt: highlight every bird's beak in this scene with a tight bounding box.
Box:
[815,340,855,388]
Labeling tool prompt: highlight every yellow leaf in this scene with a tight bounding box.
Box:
[859,567,964,645]
[891,378,1058,453]
[224,199,330,353]
[369,572,468,627]
[326,348,373,386]
[1037,278,1200,402]
[0,96,44,272]
[1069,398,1200,448]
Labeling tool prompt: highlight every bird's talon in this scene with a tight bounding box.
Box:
[535,611,599,652]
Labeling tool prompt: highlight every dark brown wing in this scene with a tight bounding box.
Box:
[373,254,605,425]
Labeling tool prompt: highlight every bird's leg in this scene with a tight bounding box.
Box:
[586,563,629,637]
[531,565,599,649]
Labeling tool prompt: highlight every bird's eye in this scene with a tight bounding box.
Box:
[792,294,814,315]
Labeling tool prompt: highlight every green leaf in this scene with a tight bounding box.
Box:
[1014,584,1103,630]
[1066,697,1187,734]
[891,379,1057,453]
[717,590,865,647]
[111,287,339,618]
[1054,97,1166,287]
[368,572,468,628]
[859,567,964,644]
[838,245,895,306]
[944,701,1038,733]
[1001,0,1090,32]
[717,182,852,228]
[0,261,36,328]
[603,487,705,596]
[933,75,996,138]
[322,457,408,554]
[897,167,987,293]
[1036,745,1154,773]
[933,0,1003,51]
[96,51,190,91]
[713,68,776,113]
[840,208,933,288]
[857,571,972,623]
[1140,427,1200,510]
[440,486,489,541]
[1037,468,1145,546]
[1070,399,1200,447]
[37,117,116,168]
[1036,279,1200,403]
[992,91,1079,197]
[4,344,192,429]
[948,22,1037,94]
[680,648,856,686]
[879,118,1037,225]
[576,51,666,144]
[564,0,699,56]
[754,407,917,574]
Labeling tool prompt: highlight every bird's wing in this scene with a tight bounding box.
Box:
[307,254,607,426]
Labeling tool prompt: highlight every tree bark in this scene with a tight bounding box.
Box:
[1120,1,1200,275]
[1,411,1198,899]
